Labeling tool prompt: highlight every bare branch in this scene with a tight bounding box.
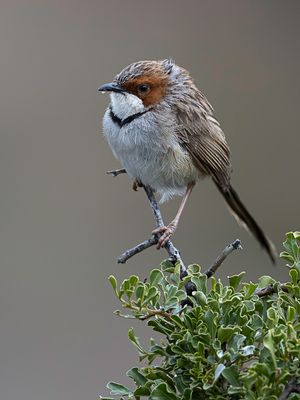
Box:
[143,185,164,228]
[142,185,186,276]
[106,168,126,177]
[114,183,185,273]
[279,378,300,400]
[117,236,157,264]
[204,239,242,278]
[255,283,289,297]
[107,172,240,282]
[139,309,172,321]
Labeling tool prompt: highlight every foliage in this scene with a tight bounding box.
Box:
[100,232,300,400]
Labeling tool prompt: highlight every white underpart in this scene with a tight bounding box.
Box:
[110,92,145,120]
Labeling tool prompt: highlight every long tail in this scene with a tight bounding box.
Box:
[215,183,277,263]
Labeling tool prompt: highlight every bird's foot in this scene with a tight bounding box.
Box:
[132,178,143,191]
[152,222,177,249]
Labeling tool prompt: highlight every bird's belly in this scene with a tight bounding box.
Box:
[103,112,200,200]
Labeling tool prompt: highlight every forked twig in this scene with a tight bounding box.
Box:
[117,184,186,275]
[204,239,242,278]
[108,169,241,281]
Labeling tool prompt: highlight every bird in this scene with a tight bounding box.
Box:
[98,58,276,263]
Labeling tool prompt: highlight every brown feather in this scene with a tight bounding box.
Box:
[216,183,277,263]
[121,75,168,107]
[173,82,276,263]
[174,83,232,190]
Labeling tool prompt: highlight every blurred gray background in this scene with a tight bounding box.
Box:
[0,1,299,399]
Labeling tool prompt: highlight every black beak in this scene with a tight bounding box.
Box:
[98,82,126,94]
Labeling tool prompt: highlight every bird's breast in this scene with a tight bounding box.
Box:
[102,108,200,200]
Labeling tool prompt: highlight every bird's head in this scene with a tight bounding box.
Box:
[98,59,188,120]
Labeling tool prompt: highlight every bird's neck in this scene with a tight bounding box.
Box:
[110,92,145,121]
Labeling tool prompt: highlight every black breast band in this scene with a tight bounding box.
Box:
[109,107,151,128]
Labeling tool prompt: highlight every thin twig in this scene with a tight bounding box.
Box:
[204,239,242,278]
[255,283,289,297]
[279,378,300,400]
[117,237,157,264]
[139,309,172,321]
[143,185,186,276]
[106,168,126,177]
[143,185,164,228]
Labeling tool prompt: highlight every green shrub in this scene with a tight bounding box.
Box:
[101,232,300,400]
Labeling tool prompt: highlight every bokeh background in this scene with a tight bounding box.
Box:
[0,1,299,399]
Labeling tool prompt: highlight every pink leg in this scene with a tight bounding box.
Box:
[153,183,194,249]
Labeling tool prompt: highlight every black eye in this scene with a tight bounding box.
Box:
[137,84,150,93]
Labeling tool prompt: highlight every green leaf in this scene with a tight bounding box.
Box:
[108,275,118,295]
[263,330,277,368]
[211,276,216,292]
[150,382,178,400]
[266,308,278,328]
[127,367,147,386]
[281,232,300,271]
[129,275,139,287]
[204,309,217,338]
[187,264,201,274]
[192,290,207,306]
[173,375,189,394]
[149,269,164,286]
[289,268,299,284]
[121,278,130,292]
[241,345,255,356]
[229,334,246,351]
[165,297,179,310]
[253,362,272,377]
[171,315,184,328]
[142,287,159,305]
[107,382,132,396]
[128,328,145,354]
[183,313,195,331]
[217,326,235,343]
[257,275,275,288]
[134,386,151,396]
[183,388,194,400]
[287,305,296,322]
[288,394,300,400]
[228,272,245,291]
[135,284,145,302]
[160,259,175,272]
[191,275,207,294]
[250,314,263,330]
[280,251,295,264]
[99,397,114,400]
[148,319,174,335]
[214,363,225,382]
[222,365,240,386]
[242,281,258,298]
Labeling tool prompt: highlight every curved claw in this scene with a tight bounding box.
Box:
[132,178,143,191]
[152,223,177,249]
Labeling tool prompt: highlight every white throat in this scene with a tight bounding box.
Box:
[110,92,145,121]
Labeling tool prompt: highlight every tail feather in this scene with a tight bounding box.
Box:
[216,183,277,263]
